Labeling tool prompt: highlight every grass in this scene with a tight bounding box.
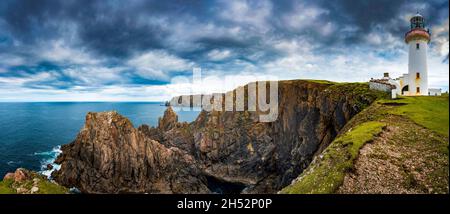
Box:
[281,93,449,194]
[37,180,69,194]
[303,79,337,84]
[0,179,15,194]
[0,173,68,194]
[379,96,449,137]
[281,121,385,194]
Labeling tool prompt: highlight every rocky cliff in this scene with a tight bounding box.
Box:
[53,80,383,193]
[52,111,209,193]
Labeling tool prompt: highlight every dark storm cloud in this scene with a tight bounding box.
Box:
[0,0,168,57]
[0,0,448,93]
[319,0,407,30]
[318,0,447,38]
[1,0,447,57]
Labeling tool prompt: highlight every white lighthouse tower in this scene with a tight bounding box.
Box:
[369,13,440,98]
[404,13,431,96]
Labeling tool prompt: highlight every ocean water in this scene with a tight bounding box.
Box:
[0,102,200,178]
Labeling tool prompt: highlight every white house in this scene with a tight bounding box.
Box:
[428,88,442,96]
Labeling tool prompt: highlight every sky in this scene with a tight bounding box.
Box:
[0,0,448,101]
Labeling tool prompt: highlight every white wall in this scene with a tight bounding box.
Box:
[428,89,441,96]
[407,39,428,95]
[369,82,396,99]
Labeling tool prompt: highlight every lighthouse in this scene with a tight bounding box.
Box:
[369,13,441,98]
[404,13,431,96]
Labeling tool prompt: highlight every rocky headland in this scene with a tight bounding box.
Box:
[50,80,383,193]
[2,79,447,194]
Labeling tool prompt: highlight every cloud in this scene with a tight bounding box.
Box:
[218,0,272,31]
[431,18,449,61]
[127,50,193,80]
[0,0,448,101]
[40,40,101,65]
[61,66,125,86]
[0,71,56,86]
[281,2,329,32]
[0,53,25,67]
[207,49,232,61]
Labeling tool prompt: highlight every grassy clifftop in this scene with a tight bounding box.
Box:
[380,96,449,137]
[0,169,68,194]
[281,121,386,194]
[282,95,449,194]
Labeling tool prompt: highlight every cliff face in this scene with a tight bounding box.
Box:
[53,80,381,193]
[53,111,209,193]
[186,81,378,192]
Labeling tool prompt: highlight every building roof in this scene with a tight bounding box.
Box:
[413,12,423,18]
[369,79,397,89]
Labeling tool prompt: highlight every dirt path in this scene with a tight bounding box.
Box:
[338,115,449,194]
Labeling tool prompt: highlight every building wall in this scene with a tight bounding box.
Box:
[407,39,428,95]
[369,82,397,99]
[428,89,442,96]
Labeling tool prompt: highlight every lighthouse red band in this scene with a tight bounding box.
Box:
[405,29,431,43]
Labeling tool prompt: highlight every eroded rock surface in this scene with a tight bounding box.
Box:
[53,80,381,193]
[52,111,209,193]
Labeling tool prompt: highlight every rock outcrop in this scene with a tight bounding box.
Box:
[53,80,383,193]
[158,106,178,131]
[52,111,209,193]
[187,81,380,192]
[3,168,29,183]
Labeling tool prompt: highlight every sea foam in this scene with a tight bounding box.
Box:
[35,145,62,178]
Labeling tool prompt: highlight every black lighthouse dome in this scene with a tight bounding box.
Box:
[410,12,425,29]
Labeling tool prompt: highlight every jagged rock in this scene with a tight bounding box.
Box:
[139,110,195,153]
[158,106,178,131]
[14,168,28,182]
[3,173,14,180]
[52,111,209,193]
[16,187,28,194]
[46,164,53,170]
[187,81,379,192]
[33,178,40,185]
[53,80,381,193]
[31,186,39,194]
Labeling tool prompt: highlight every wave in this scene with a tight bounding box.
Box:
[6,160,22,166]
[35,145,62,179]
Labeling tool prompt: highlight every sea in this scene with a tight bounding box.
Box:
[0,102,200,178]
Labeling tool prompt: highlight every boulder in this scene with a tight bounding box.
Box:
[46,164,53,170]
[3,173,14,180]
[33,178,40,185]
[16,187,28,194]
[30,186,39,194]
[13,168,29,182]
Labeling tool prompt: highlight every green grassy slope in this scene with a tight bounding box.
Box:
[379,96,449,137]
[0,172,68,194]
[281,95,449,194]
[281,121,385,194]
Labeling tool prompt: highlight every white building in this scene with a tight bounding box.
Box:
[428,88,442,96]
[370,13,441,97]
